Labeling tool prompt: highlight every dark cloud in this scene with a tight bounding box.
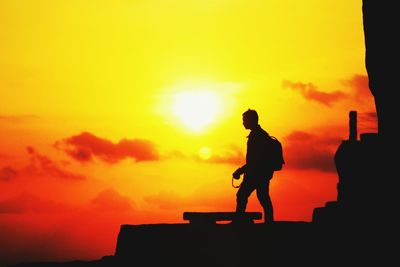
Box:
[55,132,159,164]
[90,188,135,212]
[282,80,347,106]
[283,131,341,173]
[0,166,18,182]
[24,146,86,180]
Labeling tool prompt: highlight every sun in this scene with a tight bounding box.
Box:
[172,90,221,132]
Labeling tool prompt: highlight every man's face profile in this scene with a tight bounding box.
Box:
[242,116,251,129]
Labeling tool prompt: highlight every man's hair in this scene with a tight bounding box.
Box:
[243,109,258,123]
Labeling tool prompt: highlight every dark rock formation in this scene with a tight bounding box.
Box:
[12,221,393,267]
[362,0,397,224]
[362,0,397,144]
[111,222,381,266]
[313,0,397,225]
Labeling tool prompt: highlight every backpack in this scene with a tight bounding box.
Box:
[268,135,285,171]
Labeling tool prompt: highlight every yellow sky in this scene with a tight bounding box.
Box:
[0,0,372,205]
[1,1,365,118]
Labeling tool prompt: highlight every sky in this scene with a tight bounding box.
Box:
[0,0,377,266]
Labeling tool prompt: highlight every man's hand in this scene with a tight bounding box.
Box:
[232,168,243,180]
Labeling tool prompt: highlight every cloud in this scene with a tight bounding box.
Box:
[358,111,378,133]
[283,131,341,173]
[358,111,377,122]
[0,192,70,214]
[0,188,135,214]
[0,188,138,266]
[198,148,245,165]
[0,114,38,123]
[166,145,245,166]
[0,148,85,182]
[168,129,341,173]
[185,133,339,173]
[90,188,135,212]
[0,166,18,182]
[144,190,186,210]
[55,132,160,164]
[341,74,370,99]
[24,146,86,180]
[144,184,233,211]
[339,74,377,133]
[282,80,347,106]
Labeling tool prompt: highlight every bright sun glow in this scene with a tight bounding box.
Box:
[172,90,221,132]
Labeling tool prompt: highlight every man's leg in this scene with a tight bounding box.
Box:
[256,180,274,223]
[235,180,254,223]
[236,182,252,213]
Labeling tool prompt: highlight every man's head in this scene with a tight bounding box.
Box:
[242,109,258,130]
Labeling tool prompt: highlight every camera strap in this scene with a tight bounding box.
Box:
[232,177,242,188]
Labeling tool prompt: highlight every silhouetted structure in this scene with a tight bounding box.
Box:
[312,111,383,223]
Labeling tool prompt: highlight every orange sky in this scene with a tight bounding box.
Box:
[0,1,377,266]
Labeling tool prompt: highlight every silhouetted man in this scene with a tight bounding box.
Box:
[233,109,274,223]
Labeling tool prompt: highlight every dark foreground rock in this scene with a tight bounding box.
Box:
[11,221,395,267]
